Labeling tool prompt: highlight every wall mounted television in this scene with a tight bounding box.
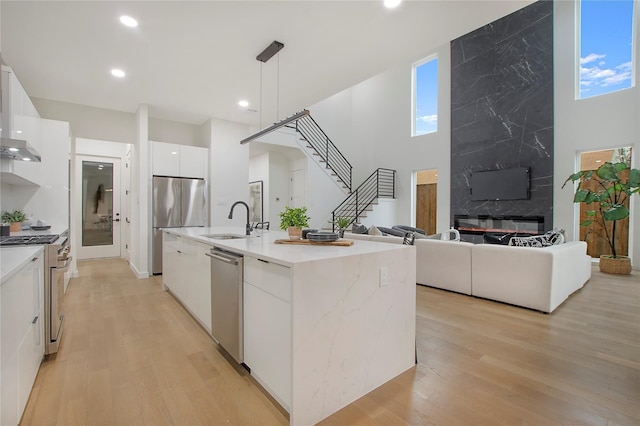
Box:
[470,167,530,201]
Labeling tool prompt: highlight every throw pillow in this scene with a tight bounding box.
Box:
[368,225,383,236]
[508,235,548,247]
[352,224,369,234]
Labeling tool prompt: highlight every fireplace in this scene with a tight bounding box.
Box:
[454,215,545,244]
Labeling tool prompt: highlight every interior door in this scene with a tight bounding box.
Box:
[290,169,306,208]
[76,155,121,259]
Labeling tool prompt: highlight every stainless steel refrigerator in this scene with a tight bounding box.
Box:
[152,176,207,274]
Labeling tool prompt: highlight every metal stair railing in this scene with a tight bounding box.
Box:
[288,113,353,191]
[331,168,396,231]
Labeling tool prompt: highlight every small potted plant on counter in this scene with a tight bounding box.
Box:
[563,161,639,274]
[335,216,351,238]
[279,206,310,240]
[1,209,27,233]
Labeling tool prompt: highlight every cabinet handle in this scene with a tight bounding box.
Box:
[177,250,182,254]
[32,315,39,324]
[31,257,39,262]
[257,258,269,264]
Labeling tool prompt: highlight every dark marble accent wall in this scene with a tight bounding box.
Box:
[450,0,554,231]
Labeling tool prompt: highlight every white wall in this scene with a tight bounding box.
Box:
[33,98,136,144]
[208,118,250,227]
[148,117,203,147]
[249,152,270,223]
[131,105,150,277]
[268,152,290,227]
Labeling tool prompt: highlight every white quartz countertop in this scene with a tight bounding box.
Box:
[0,246,44,285]
[163,227,410,267]
[9,225,68,238]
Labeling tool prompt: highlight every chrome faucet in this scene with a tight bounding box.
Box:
[228,201,252,236]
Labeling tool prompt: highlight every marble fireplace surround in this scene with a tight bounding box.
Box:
[449,0,554,231]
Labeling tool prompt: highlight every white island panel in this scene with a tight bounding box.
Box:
[290,246,416,426]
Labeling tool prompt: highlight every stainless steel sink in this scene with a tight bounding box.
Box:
[201,234,247,240]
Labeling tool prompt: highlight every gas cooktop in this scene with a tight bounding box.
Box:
[0,235,60,246]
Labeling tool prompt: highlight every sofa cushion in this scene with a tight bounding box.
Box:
[377,226,407,237]
[392,225,426,235]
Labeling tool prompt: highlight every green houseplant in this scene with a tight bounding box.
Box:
[563,161,639,274]
[1,209,27,232]
[335,217,351,237]
[279,206,310,240]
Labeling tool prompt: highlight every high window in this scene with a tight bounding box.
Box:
[579,0,635,99]
[413,56,438,136]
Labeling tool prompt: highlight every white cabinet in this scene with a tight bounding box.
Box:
[162,233,212,333]
[185,239,212,333]
[179,145,207,179]
[0,66,43,186]
[162,232,182,293]
[151,141,207,179]
[1,252,44,426]
[243,257,291,410]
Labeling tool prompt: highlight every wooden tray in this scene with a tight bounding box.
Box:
[274,238,354,246]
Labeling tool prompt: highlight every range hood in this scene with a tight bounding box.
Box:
[0,65,42,162]
[0,137,42,162]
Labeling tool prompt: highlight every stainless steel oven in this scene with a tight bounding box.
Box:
[45,235,71,354]
[0,231,71,354]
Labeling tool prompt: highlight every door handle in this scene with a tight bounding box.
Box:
[32,315,39,324]
[113,218,120,222]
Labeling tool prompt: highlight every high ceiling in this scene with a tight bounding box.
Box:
[1,0,534,128]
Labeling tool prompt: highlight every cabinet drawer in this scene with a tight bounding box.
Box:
[244,257,291,303]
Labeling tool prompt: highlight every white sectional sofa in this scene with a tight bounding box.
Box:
[347,233,592,313]
[348,233,474,295]
[471,241,592,313]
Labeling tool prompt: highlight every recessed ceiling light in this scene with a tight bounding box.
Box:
[171,151,178,155]
[111,68,126,78]
[238,100,249,108]
[23,158,31,162]
[384,0,401,8]
[120,15,138,28]
[16,130,22,134]
[9,148,18,152]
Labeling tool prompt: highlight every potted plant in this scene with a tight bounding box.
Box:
[335,217,351,237]
[563,161,639,274]
[1,209,27,233]
[279,206,310,240]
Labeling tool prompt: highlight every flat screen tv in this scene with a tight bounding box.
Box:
[470,167,530,201]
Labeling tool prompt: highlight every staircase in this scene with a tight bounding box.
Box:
[284,111,352,192]
[242,109,396,229]
[331,168,396,231]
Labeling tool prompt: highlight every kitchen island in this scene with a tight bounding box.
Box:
[163,227,416,426]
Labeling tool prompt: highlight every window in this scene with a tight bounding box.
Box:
[413,56,438,136]
[579,0,635,99]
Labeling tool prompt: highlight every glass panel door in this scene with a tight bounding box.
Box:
[77,155,121,259]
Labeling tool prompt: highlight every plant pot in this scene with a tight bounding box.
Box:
[599,255,632,275]
[9,222,22,233]
[288,226,302,240]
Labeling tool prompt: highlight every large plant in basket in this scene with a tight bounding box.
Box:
[562,161,639,274]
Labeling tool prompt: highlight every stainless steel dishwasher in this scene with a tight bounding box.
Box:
[206,247,244,364]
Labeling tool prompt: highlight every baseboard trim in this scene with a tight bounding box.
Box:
[128,261,149,279]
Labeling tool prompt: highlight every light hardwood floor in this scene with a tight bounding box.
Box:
[21,259,639,425]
